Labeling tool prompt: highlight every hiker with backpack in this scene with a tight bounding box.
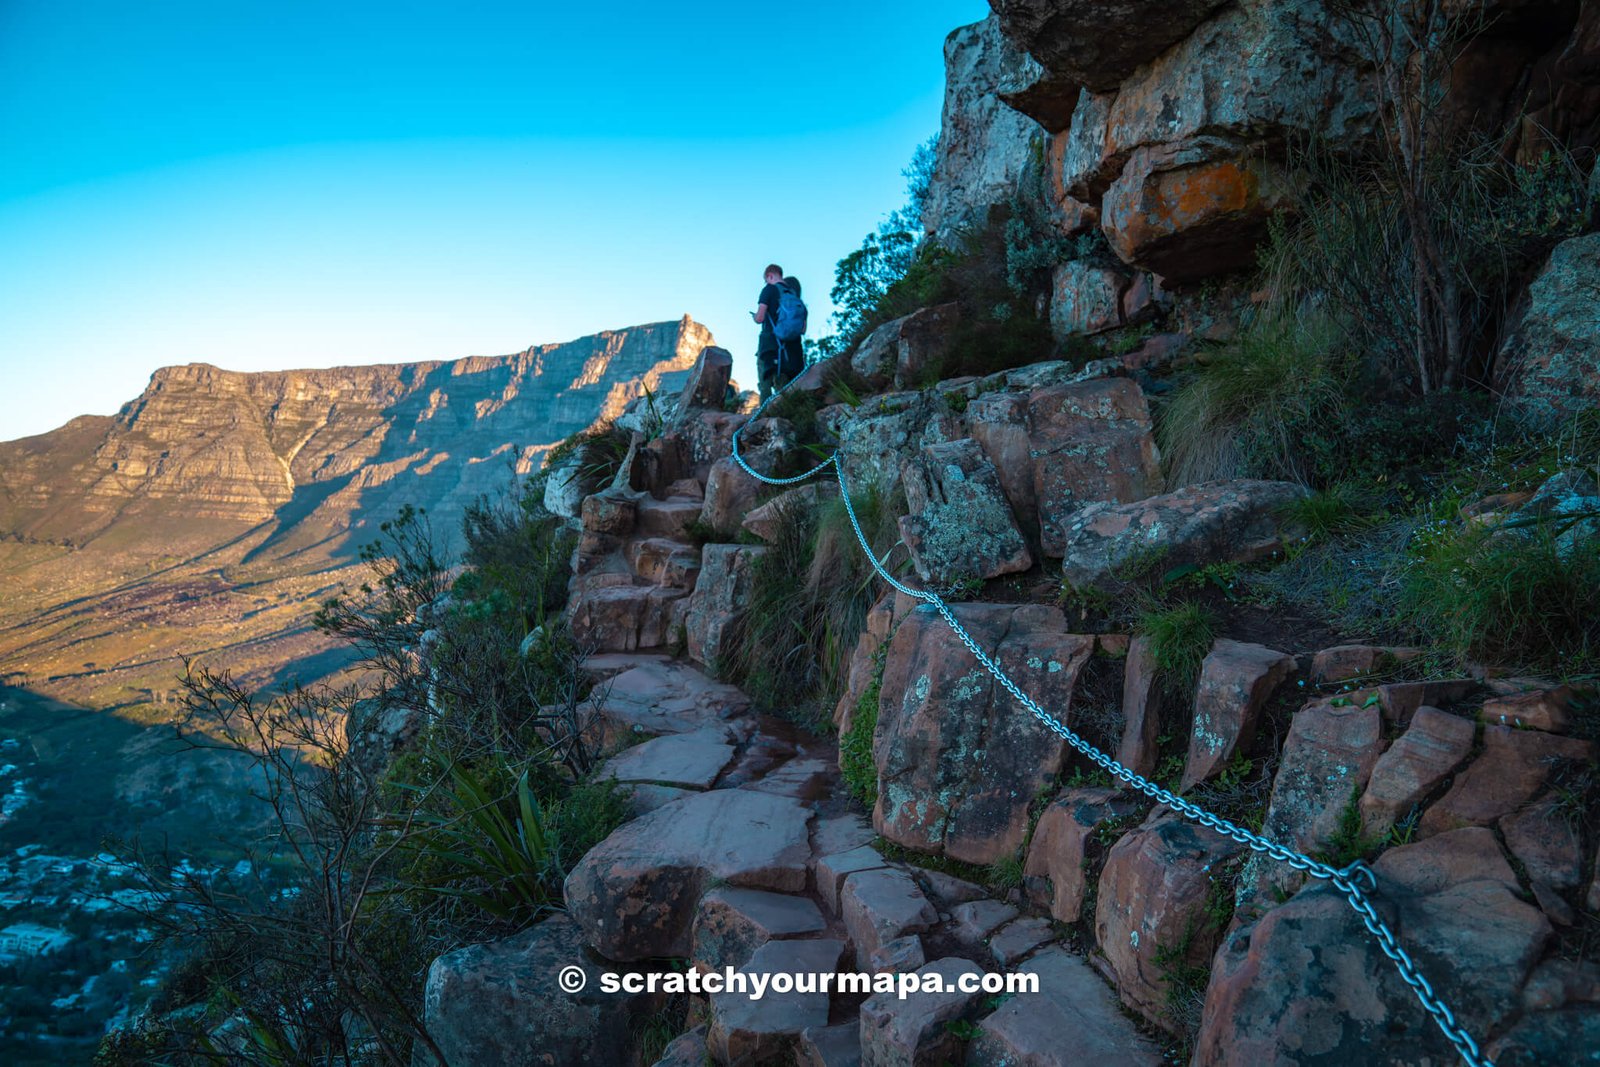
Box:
[752,263,807,401]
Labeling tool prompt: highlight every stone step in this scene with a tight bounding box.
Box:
[637,496,705,538]
[628,536,702,588]
[707,939,847,1065]
[692,886,828,973]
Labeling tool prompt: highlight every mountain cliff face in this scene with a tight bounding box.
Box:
[0,316,713,710]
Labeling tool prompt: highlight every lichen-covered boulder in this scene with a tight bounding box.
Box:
[1180,639,1295,791]
[898,438,1033,584]
[1023,786,1140,922]
[1499,234,1600,428]
[872,603,1093,865]
[421,915,660,1067]
[1094,812,1243,1029]
[1060,479,1305,593]
[990,0,1232,93]
[1026,377,1163,557]
[1196,829,1552,1066]
[1050,259,1129,338]
[921,17,1043,246]
[683,544,766,670]
[564,789,812,960]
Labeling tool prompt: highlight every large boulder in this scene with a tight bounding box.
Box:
[1196,829,1552,1066]
[564,789,812,960]
[967,946,1164,1066]
[1420,725,1592,837]
[1100,138,1294,282]
[683,544,766,670]
[850,303,964,391]
[1094,812,1243,1029]
[872,602,1093,864]
[1359,706,1474,838]
[990,0,1233,94]
[1060,479,1306,593]
[1049,259,1131,338]
[1499,233,1600,428]
[1239,698,1385,907]
[922,17,1043,245]
[1023,786,1140,922]
[898,438,1033,584]
[1180,639,1295,791]
[1026,377,1163,557]
[421,914,659,1067]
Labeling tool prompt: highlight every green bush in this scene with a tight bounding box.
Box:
[1135,601,1217,689]
[1398,518,1600,673]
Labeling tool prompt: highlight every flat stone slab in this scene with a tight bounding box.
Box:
[692,886,827,972]
[798,1022,862,1067]
[842,867,939,969]
[989,917,1055,967]
[584,659,751,737]
[565,789,813,960]
[859,957,985,1067]
[742,756,835,799]
[950,899,1019,946]
[601,725,737,789]
[624,783,696,816]
[816,846,890,916]
[707,939,846,1066]
[968,946,1162,1067]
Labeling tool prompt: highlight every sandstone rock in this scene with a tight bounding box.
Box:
[1420,725,1593,837]
[798,1023,863,1067]
[1499,233,1600,428]
[816,846,891,916]
[566,582,686,653]
[1244,699,1384,904]
[1061,480,1306,593]
[834,593,907,731]
[675,345,733,413]
[859,957,986,1067]
[1196,828,1550,1066]
[583,659,750,738]
[580,485,640,536]
[899,439,1033,584]
[922,17,1043,245]
[988,916,1055,967]
[707,938,845,1066]
[422,914,658,1067]
[601,725,737,790]
[1023,787,1140,922]
[950,899,1020,947]
[1310,644,1423,685]
[1181,639,1295,791]
[564,789,812,960]
[840,867,940,969]
[1095,813,1242,1028]
[635,495,704,539]
[965,390,1039,539]
[650,1025,708,1067]
[741,483,828,544]
[1101,139,1293,282]
[683,544,766,669]
[1501,799,1583,891]
[1027,378,1162,557]
[1481,685,1579,734]
[624,783,696,816]
[966,946,1163,1067]
[699,459,766,540]
[627,537,700,589]
[1373,678,1477,727]
[1359,706,1474,838]
[868,935,927,975]
[1049,260,1128,339]
[742,755,833,799]
[1117,635,1163,777]
[911,869,990,911]
[990,0,1232,93]
[812,813,877,861]
[846,304,965,392]
[873,603,1093,864]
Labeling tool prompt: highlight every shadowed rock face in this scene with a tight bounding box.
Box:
[0,317,712,710]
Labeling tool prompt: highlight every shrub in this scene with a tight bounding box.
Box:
[1134,601,1217,690]
[1398,518,1600,673]
[840,650,885,808]
[1157,311,1352,486]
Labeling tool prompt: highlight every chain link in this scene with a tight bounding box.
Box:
[727,379,1490,1067]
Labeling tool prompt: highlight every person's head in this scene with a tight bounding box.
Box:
[782,276,801,297]
[763,263,783,285]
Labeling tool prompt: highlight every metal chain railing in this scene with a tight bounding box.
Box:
[728,378,1491,1067]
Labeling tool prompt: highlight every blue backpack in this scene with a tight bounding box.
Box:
[772,283,808,341]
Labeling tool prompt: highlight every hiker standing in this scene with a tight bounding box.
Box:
[752,263,807,401]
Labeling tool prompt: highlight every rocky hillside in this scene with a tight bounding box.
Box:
[0,316,712,709]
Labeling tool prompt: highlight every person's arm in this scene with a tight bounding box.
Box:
[753,303,768,323]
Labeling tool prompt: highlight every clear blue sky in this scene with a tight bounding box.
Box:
[0,0,986,442]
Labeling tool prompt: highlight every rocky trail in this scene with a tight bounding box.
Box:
[399,341,1600,1067]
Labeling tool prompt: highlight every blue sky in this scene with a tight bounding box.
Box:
[0,0,986,442]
